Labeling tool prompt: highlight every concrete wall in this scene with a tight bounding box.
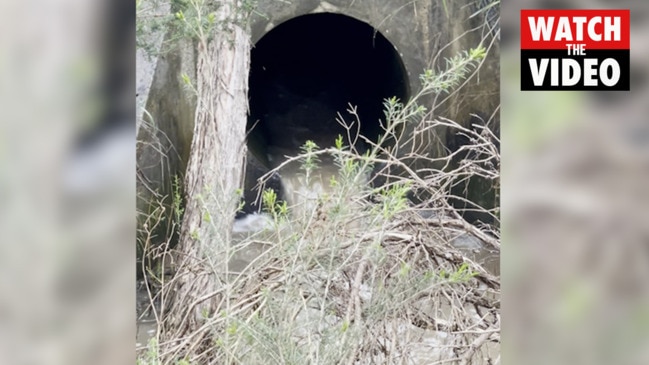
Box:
[136,0,500,240]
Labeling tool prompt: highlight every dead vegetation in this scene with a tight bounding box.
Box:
[136,2,500,362]
[138,95,500,364]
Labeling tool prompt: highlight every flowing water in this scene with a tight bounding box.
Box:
[137,154,499,361]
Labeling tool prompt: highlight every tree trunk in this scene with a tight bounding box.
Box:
[162,1,250,359]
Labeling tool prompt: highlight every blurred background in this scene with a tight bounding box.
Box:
[0,0,647,364]
[0,0,135,364]
[501,0,649,364]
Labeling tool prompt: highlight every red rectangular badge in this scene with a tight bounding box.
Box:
[520,9,630,90]
[521,10,630,50]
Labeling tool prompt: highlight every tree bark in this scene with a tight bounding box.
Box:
[162,1,250,357]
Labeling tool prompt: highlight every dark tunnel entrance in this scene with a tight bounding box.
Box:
[247,13,410,167]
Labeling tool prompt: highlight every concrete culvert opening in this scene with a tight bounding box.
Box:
[247,13,410,168]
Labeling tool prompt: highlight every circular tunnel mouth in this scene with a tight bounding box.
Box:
[247,12,410,168]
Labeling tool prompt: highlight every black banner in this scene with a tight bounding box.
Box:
[521,49,630,90]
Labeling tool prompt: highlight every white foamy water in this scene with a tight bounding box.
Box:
[280,165,338,214]
[270,150,368,217]
[232,212,273,233]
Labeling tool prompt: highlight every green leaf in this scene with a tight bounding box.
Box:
[181,73,191,85]
[469,45,487,60]
[335,134,344,150]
